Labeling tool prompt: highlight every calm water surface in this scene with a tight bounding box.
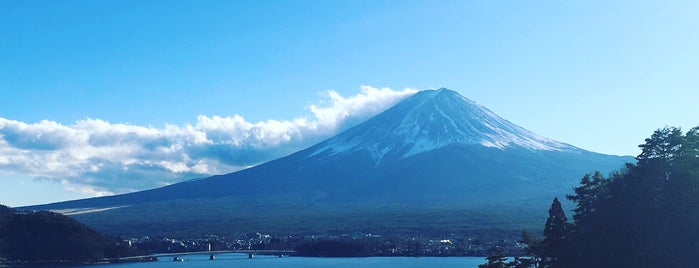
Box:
[69,254,486,268]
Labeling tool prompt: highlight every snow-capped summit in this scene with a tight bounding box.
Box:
[310,88,576,162]
[26,88,632,237]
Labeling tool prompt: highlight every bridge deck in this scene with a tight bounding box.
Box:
[118,249,297,260]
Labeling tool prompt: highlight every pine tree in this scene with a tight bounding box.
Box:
[479,247,508,268]
[540,197,569,267]
[561,126,699,267]
[518,230,541,267]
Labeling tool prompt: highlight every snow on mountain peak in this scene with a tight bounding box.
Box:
[309,88,577,162]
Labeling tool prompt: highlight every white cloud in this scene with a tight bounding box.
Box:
[0,86,417,199]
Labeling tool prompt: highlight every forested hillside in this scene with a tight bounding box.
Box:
[482,126,699,268]
[0,204,140,263]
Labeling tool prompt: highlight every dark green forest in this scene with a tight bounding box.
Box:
[0,204,141,263]
[481,126,699,268]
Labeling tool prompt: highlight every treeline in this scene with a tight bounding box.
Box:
[0,204,141,263]
[481,126,699,268]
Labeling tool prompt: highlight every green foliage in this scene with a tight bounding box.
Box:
[479,245,538,268]
[0,206,140,262]
[508,126,699,268]
[567,171,609,225]
[540,198,569,267]
[518,230,540,262]
[509,256,537,268]
[479,247,508,268]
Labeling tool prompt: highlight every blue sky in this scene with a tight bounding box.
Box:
[1,0,698,206]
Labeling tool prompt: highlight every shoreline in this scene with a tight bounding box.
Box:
[0,256,157,267]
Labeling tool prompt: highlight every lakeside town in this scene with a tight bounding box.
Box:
[127,231,527,257]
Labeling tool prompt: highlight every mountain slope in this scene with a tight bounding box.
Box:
[310,88,574,161]
[25,89,633,236]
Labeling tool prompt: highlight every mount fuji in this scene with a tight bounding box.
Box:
[26,89,632,236]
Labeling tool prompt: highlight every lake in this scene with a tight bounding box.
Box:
[66,254,487,268]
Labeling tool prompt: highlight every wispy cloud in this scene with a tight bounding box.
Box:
[0,86,417,197]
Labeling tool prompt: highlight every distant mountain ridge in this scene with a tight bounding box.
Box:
[25,88,633,236]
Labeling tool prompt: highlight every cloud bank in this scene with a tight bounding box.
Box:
[0,86,417,197]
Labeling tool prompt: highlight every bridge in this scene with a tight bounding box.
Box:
[117,249,298,262]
